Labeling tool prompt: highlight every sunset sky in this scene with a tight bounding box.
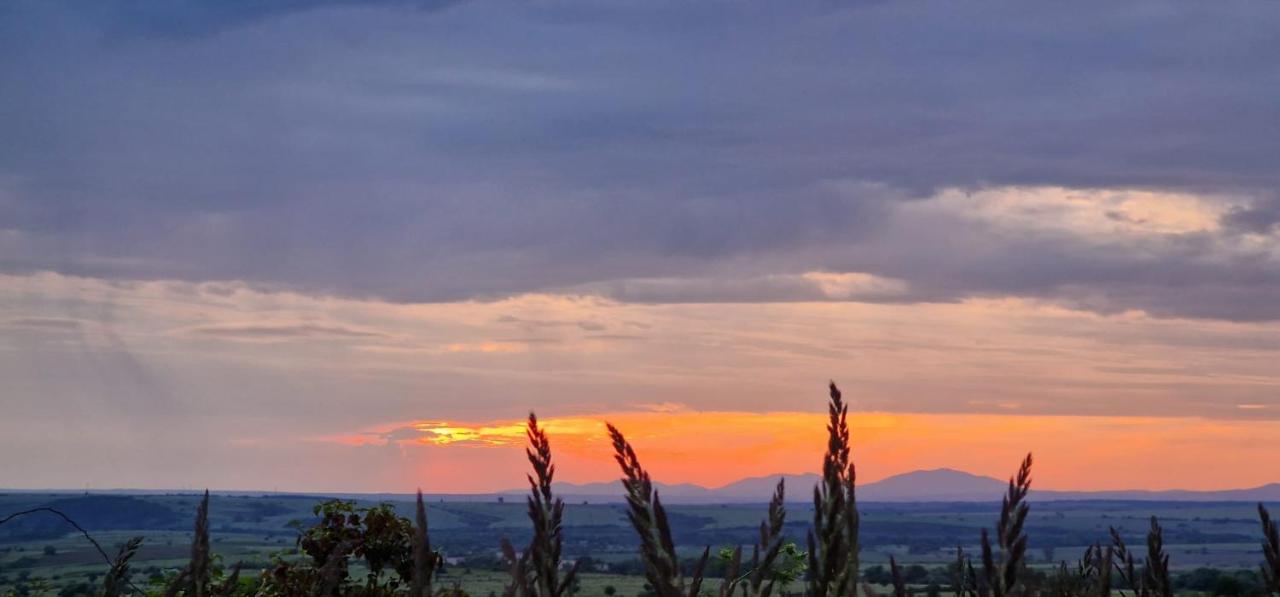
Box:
[2,1,1279,493]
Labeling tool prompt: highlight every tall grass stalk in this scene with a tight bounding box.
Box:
[807,382,859,597]
[1142,517,1172,597]
[608,422,709,597]
[190,490,212,597]
[1109,517,1171,597]
[720,545,743,597]
[502,537,532,596]
[151,491,248,596]
[103,536,144,597]
[411,489,440,597]
[952,546,978,597]
[889,555,908,597]
[1109,527,1137,593]
[748,479,788,596]
[720,478,788,597]
[979,453,1032,597]
[1076,543,1112,597]
[1042,545,1110,597]
[1260,504,1280,594]
[520,412,580,597]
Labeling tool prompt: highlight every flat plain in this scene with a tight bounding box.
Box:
[1,493,1275,594]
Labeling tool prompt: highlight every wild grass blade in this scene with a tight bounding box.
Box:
[720,546,744,597]
[102,536,144,597]
[502,537,532,597]
[215,562,242,597]
[952,546,970,597]
[161,569,191,597]
[1097,545,1113,597]
[412,489,439,597]
[889,555,907,597]
[980,454,1032,597]
[1071,543,1112,597]
[0,505,143,595]
[1108,527,1137,593]
[193,490,212,596]
[609,422,702,596]
[167,490,212,597]
[524,412,580,597]
[1260,503,1280,594]
[808,382,859,597]
[749,478,788,597]
[1143,517,1172,597]
[980,529,999,597]
[688,546,711,597]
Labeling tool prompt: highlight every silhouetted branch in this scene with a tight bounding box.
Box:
[0,506,146,595]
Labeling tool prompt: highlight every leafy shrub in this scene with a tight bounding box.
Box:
[260,497,439,596]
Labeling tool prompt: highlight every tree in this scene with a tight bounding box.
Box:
[260,496,437,596]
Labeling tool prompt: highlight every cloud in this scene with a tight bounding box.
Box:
[3,317,85,331]
[1221,196,1280,235]
[6,271,1278,425]
[333,420,532,448]
[3,271,1280,490]
[1,1,1278,320]
[179,322,390,341]
[569,271,909,304]
[633,402,687,414]
[41,0,464,39]
[440,341,525,354]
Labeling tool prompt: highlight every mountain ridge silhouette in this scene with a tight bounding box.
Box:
[499,468,1280,503]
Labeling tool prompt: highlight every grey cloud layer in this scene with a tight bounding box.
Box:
[2,0,1278,318]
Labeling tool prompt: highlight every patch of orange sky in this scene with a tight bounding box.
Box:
[327,410,1280,494]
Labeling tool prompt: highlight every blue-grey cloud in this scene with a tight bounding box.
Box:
[2,0,1278,319]
[3,316,85,331]
[1222,196,1280,235]
[180,322,390,341]
[8,0,462,39]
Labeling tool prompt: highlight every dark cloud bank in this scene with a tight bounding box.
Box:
[2,0,1279,319]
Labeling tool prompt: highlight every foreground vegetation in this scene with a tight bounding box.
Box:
[2,384,1279,596]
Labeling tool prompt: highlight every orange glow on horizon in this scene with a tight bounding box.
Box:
[324,410,1280,494]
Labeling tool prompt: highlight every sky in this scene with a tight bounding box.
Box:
[2,0,1279,494]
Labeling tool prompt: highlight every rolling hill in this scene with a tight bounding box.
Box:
[498,468,1280,503]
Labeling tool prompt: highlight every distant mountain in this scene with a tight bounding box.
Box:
[25,470,1277,505]
[860,468,1007,501]
[499,469,1280,504]
[712,473,821,499]
[526,480,714,498]
[710,469,1007,502]
[502,469,1008,503]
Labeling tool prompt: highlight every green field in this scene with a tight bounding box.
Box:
[1,493,1275,595]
